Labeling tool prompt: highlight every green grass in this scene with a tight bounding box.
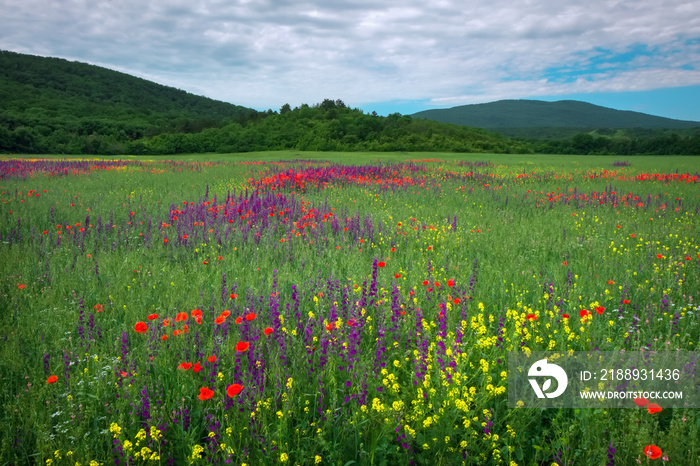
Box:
[1,152,699,465]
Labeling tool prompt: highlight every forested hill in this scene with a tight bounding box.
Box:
[0,51,530,154]
[4,50,698,155]
[0,50,258,153]
[411,100,700,130]
[139,99,531,154]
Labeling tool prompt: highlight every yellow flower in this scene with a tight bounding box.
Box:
[314,455,322,464]
[280,453,289,462]
[191,445,204,459]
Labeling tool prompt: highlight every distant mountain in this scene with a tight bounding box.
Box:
[0,50,258,153]
[412,100,700,138]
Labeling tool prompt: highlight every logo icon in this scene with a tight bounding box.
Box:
[528,358,568,398]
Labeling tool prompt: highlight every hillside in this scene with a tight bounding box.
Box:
[3,50,698,155]
[412,100,700,139]
[0,51,530,155]
[0,50,258,153]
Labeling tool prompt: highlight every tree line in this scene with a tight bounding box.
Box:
[531,132,700,155]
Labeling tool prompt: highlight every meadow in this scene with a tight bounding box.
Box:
[1,152,699,465]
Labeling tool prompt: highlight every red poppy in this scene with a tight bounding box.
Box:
[643,445,662,460]
[194,315,202,325]
[229,294,238,299]
[18,284,26,290]
[214,316,226,325]
[422,280,429,286]
[178,362,193,371]
[235,316,242,324]
[161,335,168,341]
[264,327,274,336]
[377,261,386,268]
[175,312,188,322]
[453,298,460,304]
[208,355,217,363]
[192,309,202,318]
[447,279,455,287]
[623,299,630,304]
[608,280,615,285]
[134,322,148,334]
[526,314,538,321]
[119,371,128,377]
[221,310,231,318]
[326,323,334,331]
[633,397,649,407]
[192,362,202,373]
[235,341,250,352]
[227,383,243,397]
[198,387,215,400]
[173,329,182,336]
[394,273,402,278]
[656,254,663,259]
[562,314,570,319]
[647,403,662,414]
[685,256,692,261]
[347,319,357,326]
[596,306,605,315]
[147,313,159,320]
[579,309,591,318]
[434,281,440,287]
[94,304,104,312]
[245,312,257,321]
[162,318,171,327]
[47,375,58,384]
[163,238,169,243]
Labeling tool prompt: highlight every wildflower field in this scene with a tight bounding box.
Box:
[1,152,699,465]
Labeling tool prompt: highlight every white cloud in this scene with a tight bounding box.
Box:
[1,0,699,114]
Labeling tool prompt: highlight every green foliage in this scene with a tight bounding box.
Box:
[531,131,700,155]
[140,102,533,154]
[0,50,258,154]
[0,52,531,155]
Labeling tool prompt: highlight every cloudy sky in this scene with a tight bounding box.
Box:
[2,0,700,120]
